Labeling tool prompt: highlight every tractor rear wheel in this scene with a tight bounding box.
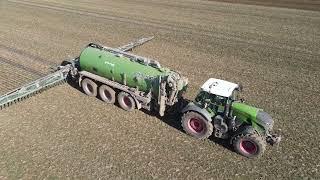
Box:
[232,133,266,158]
[99,85,116,104]
[118,92,136,111]
[181,111,213,140]
[81,78,97,97]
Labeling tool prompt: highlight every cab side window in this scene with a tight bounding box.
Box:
[213,96,227,114]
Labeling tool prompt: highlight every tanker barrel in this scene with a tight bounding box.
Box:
[79,42,188,113]
[89,43,162,69]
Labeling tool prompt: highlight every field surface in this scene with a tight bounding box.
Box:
[0,0,319,179]
[212,0,320,11]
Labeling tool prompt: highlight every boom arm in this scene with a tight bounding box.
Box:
[0,65,71,109]
[0,36,155,110]
[117,36,154,52]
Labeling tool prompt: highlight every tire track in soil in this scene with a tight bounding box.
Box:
[2,1,319,95]
[0,57,43,94]
[0,57,44,77]
[189,61,320,95]
[27,0,320,19]
[7,0,320,57]
[118,0,320,18]
[5,0,319,96]
[0,42,57,93]
[0,44,56,66]
[209,0,320,12]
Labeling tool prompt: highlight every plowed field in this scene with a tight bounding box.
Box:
[0,0,319,179]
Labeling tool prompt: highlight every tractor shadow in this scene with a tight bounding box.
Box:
[141,109,235,152]
[66,79,234,153]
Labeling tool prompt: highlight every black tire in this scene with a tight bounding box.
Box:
[81,78,97,97]
[117,92,136,111]
[61,60,71,66]
[181,111,213,140]
[232,133,266,158]
[99,85,116,104]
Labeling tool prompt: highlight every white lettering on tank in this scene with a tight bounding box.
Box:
[105,61,115,67]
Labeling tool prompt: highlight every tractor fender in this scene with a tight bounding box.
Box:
[230,125,257,144]
[181,102,212,122]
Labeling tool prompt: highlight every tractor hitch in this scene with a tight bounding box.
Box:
[266,133,281,145]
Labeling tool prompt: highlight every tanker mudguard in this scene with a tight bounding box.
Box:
[181,102,213,122]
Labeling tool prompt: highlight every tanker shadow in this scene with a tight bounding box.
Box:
[66,79,234,152]
[66,78,82,92]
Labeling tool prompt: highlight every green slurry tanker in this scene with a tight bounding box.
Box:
[77,43,188,116]
[0,37,280,158]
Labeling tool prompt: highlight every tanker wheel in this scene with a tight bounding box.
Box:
[99,85,116,104]
[81,78,98,97]
[181,111,213,140]
[232,133,266,158]
[118,92,136,111]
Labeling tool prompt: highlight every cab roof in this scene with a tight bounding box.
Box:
[201,78,239,97]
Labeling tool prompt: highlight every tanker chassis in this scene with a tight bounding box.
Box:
[0,37,280,158]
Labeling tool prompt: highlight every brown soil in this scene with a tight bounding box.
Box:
[0,0,319,179]
[210,0,320,11]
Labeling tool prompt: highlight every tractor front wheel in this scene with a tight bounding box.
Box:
[181,111,213,140]
[232,133,266,158]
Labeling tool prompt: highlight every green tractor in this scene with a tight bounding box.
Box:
[181,78,280,158]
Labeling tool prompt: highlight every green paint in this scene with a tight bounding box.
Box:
[231,102,261,123]
[194,90,269,133]
[79,46,173,93]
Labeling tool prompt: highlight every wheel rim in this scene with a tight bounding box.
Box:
[240,139,258,155]
[104,90,111,100]
[87,84,93,93]
[123,96,132,108]
[188,118,204,133]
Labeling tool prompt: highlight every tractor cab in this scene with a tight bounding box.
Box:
[195,78,239,116]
